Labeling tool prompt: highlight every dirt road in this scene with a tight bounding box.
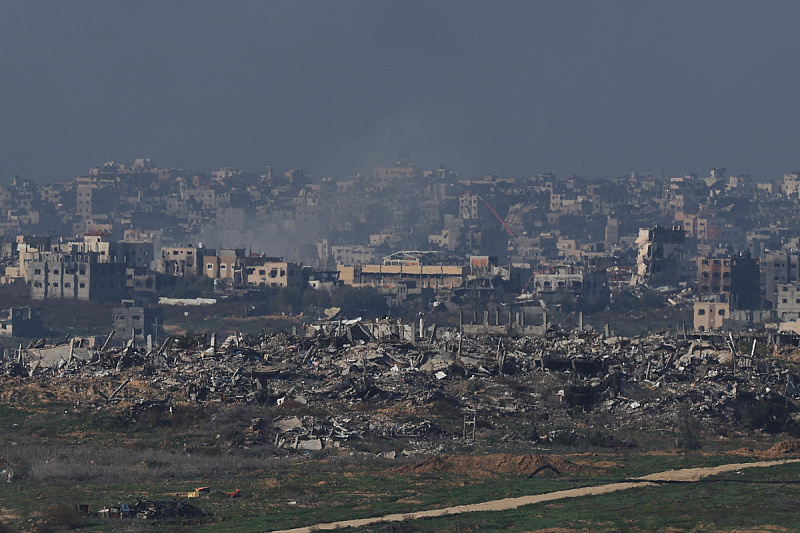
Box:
[268,458,800,533]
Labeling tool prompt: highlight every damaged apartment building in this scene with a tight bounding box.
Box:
[0,306,42,337]
[762,251,800,324]
[24,232,154,301]
[337,250,466,304]
[692,251,799,332]
[113,299,164,344]
[336,251,522,306]
[530,264,610,310]
[158,244,303,288]
[28,252,128,301]
[634,225,687,287]
[694,253,761,332]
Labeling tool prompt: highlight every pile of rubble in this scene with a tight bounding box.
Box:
[94,498,205,520]
[2,319,800,450]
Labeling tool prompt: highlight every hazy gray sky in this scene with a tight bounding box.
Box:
[1,1,799,182]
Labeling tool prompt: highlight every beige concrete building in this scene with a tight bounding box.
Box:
[244,257,303,288]
[158,246,205,277]
[339,263,466,291]
[781,172,800,197]
[203,249,246,281]
[338,251,467,291]
[373,164,419,185]
[459,192,479,220]
[694,301,730,332]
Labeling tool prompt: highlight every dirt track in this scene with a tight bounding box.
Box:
[268,458,800,533]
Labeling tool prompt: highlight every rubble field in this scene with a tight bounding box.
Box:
[3,321,800,457]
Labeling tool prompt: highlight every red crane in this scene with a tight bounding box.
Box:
[468,191,517,239]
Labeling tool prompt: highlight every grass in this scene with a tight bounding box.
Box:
[1,444,798,532]
[342,463,800,532]
[0,464,592,532]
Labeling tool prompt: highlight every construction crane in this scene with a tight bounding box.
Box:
[468,190,516,239]
[466,190,536,296]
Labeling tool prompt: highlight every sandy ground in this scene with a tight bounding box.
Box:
[268,458,800,533]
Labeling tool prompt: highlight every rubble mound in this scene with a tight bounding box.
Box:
[775,347,800,363]
[396,454,574,476]
[762,439,800,457]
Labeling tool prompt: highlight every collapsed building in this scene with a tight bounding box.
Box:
[634,226,686,287]
[3,317,800,453]
[112,299,164,344]
[0,307,42,338]
[531,264,610,309]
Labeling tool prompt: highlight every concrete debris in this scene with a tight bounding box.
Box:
[2,323,800,451]
[93,498,206,520]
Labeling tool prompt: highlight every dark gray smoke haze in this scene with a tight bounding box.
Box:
[2,1,800,182]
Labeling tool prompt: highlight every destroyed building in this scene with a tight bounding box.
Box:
[338,251,467,293]
[697,253,760,309]
[158,245,207,277]
[0,306,42,337]
[635,225,686,287]
[465,255,522,291]
[531,264,610,308]
[762,251,800,310]
[243,256,303,288]
[29,251,128,301]
[305,269,343,291]
[113,299,164,344]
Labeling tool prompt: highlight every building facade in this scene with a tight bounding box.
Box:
[694,301,730,332]
[29,253,128,301]
[0,307,42,337]
[113,300,164,343]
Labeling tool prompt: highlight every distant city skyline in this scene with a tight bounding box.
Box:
[2,1,800,183]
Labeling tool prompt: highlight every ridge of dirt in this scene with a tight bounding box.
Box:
[761,439,800,457]
[393,453,574,477]
[393,441,800,479]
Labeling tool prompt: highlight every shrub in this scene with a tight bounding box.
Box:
[40,504,85,529]
[743,399,794,434]
[675,407,702,450]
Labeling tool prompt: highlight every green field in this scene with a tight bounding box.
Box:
[1,423,798,532]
